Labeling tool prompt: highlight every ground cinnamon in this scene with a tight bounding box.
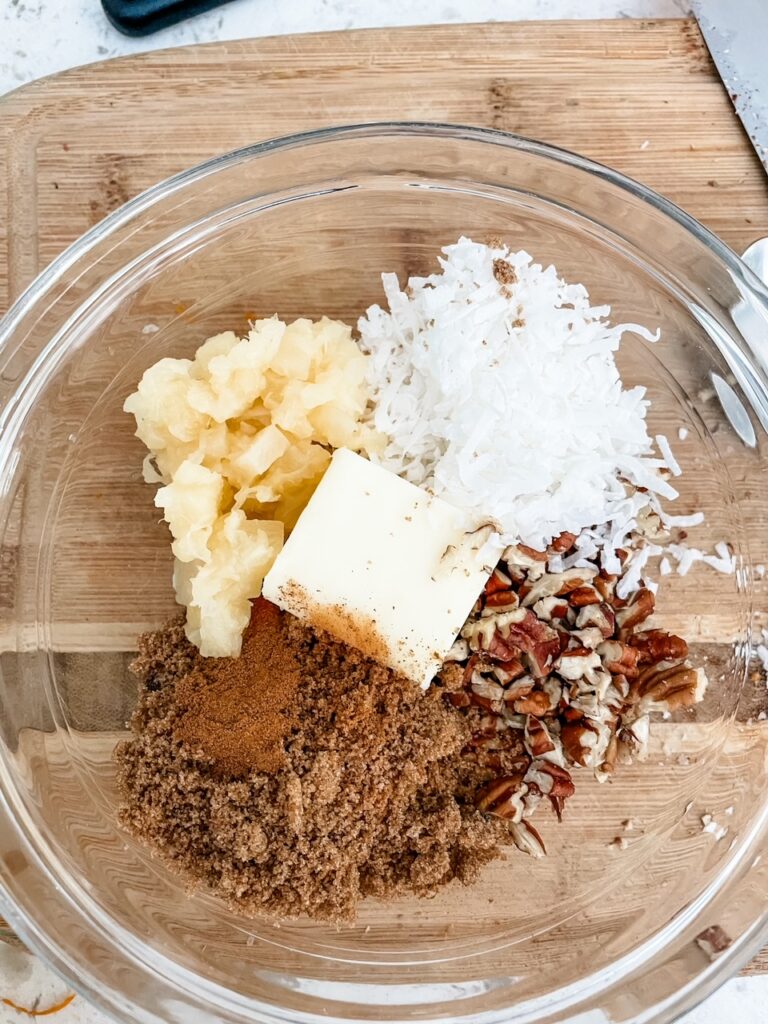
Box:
[174,598,299,775]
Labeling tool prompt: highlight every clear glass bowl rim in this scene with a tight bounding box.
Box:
[0,120,766,1024]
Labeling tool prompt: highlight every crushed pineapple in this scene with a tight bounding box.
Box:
[125,316,379,656]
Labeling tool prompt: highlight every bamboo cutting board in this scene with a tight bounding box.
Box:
[1,17,768,310]
[1,18,767,975]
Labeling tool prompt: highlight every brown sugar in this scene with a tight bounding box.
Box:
[493,257,517,286]
[175,598,299,776]
[116,606,506,923]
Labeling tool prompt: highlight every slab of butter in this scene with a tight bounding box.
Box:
[262,448,502,687]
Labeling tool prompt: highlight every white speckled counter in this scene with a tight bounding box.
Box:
[1,0,692,96]
[1,1,766,1022]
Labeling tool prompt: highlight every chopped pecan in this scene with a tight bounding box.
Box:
[599,730,619,777]
[629,629,688,665]
[484,568,512,596]
[568,585,601,607]
[490,610,561,677]
[470,693,498,712]
[561,721,598,767]
[523,567,597,607]
[616,588,655,634]
[695,925,732,961]
[532,596,570,622]
[503,675,535,701]
[508,820,547,858]
[575,602,615,638]
[443,638,470,663]
[484,589,520,609]
[541,675,563,709]
[555,567,598,595]
[571,626,606,650]
[486,631,522,661]
[617,714,650,762]
[526,760,575,799]
[525,760,575,819]
[597,640,640,678]
[448,691,472,708]
[524,715,556,758]
[514,689,553,716]
[504,544,547,579]
[594,571,617,602]
[550,531,578,553]
[635,505,670,543]
[517,543,548,563]
[475,774,527,821]
[470,672,506,702]
[493,657,526,684]
[556,648,601,681]
[636,664,707,712]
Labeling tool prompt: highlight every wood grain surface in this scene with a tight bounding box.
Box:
[0,17,766,972]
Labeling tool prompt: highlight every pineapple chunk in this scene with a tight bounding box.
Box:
[125,314,381,657]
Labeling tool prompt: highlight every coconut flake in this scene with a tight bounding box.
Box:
[359,238,668,555]
[656,434,682,476]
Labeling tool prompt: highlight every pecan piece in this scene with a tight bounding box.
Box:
[561,721,598,767]
[484,589,520,609]
[556,648,602,681]
[508,820,547,858]
[525,760,575,819]
[517,543,548,563]
[532,596,570,622]
[550,531,578,553]
[523,567,597,607]
[504,544,547,579]
[524,716,566,767]
[599,730,619,777]
[492,610,561,677]
[493,657,526,684]
[514,689,553,716]
[572,626,606,651]
[597,640,640,678]
[475,774,527,821]
[695,925,732,961]
[636,664,707,712]
[526,760,575,799]
[555,568,598,596]
[629,629,688,665]
[484,568,512,596]
[448,691,472,708]
[594,571,617,602]
[470,672,506,702]
[575,602,615,638]
[524,715,556,758]
[616,587,655,634]
[504,675,535,701]
[568,585,601,607]
[486,631,522,661]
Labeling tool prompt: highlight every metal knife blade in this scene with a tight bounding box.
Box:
[692,0,768,174]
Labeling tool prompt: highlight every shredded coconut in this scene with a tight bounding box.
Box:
[656,434,682,476]
[359,238,666,554]
[701,813,728,841]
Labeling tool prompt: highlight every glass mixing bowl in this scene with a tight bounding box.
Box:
[1,123,768,1024]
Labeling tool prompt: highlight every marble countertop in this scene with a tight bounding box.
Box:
[1,0,692,96]
[1,1,765,1022]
